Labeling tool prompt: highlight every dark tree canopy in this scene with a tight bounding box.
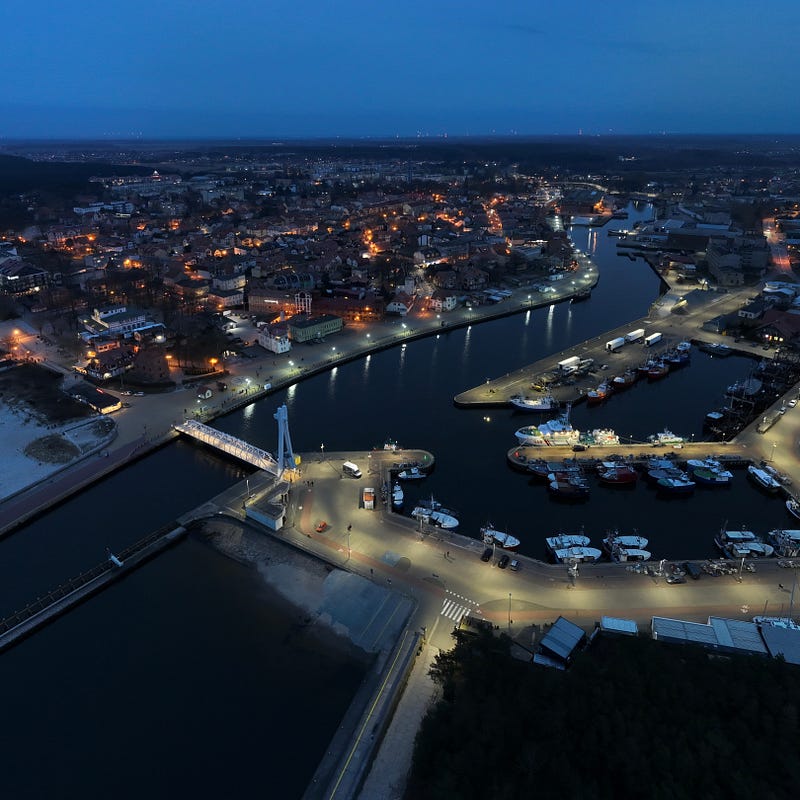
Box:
[406,631,800,800]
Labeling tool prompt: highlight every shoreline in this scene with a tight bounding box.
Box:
[0,258,599,535]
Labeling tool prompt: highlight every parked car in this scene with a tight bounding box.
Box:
[498,554,510,569]
[509,559,520,572]
[480,547,493,562]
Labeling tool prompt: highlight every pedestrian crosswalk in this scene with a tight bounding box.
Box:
[440,598,471,623]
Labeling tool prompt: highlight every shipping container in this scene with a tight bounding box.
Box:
[606,337,626,352]
[625,328,645,343]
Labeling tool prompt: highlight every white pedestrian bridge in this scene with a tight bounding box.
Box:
[173,420,280,476]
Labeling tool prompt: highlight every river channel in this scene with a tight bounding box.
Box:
[0,202,792,798]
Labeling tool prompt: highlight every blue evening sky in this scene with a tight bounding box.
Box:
[2,0,798,138]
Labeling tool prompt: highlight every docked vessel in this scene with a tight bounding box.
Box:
[656,476,696,494]
[597,462,638,485]
[714,526,773,558]
[647,360,670,380]
[686,458,733,486]
[411,496,459,529]
[603,531,649,554]
[545,533,591,554]
[767,529,800,557]
[481,525,520,550]
[397,466,425,481]
[411,507,458,529]
[612,369,638,390]
[391,483,404,509]
[548,472,590,500]
[700,342,733,357]
[552,546,602,564]
[747,465,782,494]
[648,429,687,446]
[586,381,612,405]
[509,393,559,412]
[787,498,800,521]
[514,408,580,446]
[527,459,582,480]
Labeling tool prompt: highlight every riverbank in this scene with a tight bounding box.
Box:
[0,257,599,535]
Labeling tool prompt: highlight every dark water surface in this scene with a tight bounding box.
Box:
[0,203,790,798]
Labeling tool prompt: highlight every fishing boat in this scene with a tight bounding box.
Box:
[391,483,404,509]
[597,463,638,485]
[656,476,696,495]
[610,546,652,562]
[397,466,425,481]
[787,498,800,521]
[713,525,770,558]
[411,496,459,529]
[527,460,582,480]
[586,382,612,405]
[548,472,590,500]
[514,406,581,447]
[481,525,520,550]
[551,546,602,564]
[411,506,459,529]
[509,393,560,412]
[612,369,638,390]
[647,360,670,380]
[580,428,621,446]
[767,529,800,558]
[747,464,781,494]
[727,541,774,558]
[692,466,733,486]
[545,533,591,554]
[602,531,649,554]
[648,429,687,446]
[686,458,733,486]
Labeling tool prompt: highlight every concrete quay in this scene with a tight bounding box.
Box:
[453,284,765,409]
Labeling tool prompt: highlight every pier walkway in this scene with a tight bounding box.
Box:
[173,419,280,475]
[0,523,187,653]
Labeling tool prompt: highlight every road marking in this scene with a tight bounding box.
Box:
[440,599,471,623]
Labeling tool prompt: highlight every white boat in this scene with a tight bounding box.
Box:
[514,406,581,447]
[391,483,404,509]
[603,532,649,552]
[611,547,652,562]
[747,465,782,493]
[481,525,520,550]
[545,534,590,552]
[411,507,459,529]
[647,428,687,446]
[509,393,559,412]
[552,546,602,563]
[767,529,800,557]
[727,541,774,559]
[397,466,425,481]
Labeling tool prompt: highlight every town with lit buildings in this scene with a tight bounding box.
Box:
[3,141,800,384]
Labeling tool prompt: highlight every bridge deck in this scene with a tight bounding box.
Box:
[174,420,280,475]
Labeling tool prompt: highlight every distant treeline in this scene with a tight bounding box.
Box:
[0,154,150,197]
[405,630,800,800]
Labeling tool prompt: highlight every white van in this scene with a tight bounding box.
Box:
[342,461,362,478]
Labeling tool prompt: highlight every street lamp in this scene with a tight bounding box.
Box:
[347,530,351,561]
[508,592,512,630]
[320,443,325,461]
